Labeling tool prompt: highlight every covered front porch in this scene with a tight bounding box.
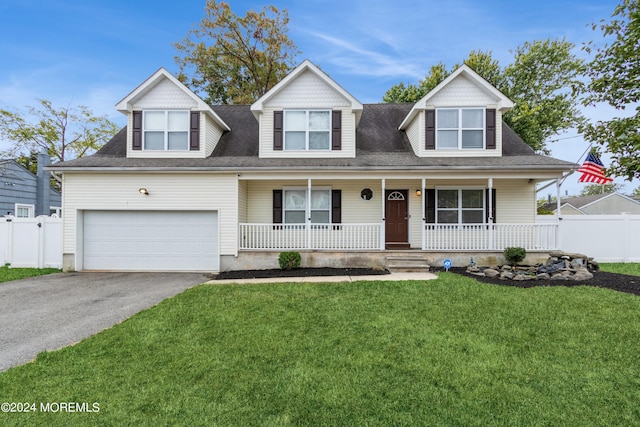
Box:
[236,175,562,253]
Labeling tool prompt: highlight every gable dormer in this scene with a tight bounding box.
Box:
[399,65,514,157]
[115,68,229,159]
[251,60,363,158]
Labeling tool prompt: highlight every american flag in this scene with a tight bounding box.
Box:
[577,152,613,184]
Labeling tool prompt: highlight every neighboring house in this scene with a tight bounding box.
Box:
[1,153,61,217]
[543,192,640,215]
[49,61,575,272]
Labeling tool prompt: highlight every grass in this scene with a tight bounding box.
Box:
[1,274,640,425]
[0,265,61,283]
[599,262,640,276]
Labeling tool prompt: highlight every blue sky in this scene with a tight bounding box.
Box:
[1,0,636,196]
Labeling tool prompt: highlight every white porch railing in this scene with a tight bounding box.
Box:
[239,223,382,250]
[423,223,559,251]
[239,223,559,251]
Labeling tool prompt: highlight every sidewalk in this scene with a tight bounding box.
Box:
[207,271,438,285]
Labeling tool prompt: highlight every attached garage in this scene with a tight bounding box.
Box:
[82,210,219,271]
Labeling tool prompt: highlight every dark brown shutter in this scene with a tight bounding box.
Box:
[331,190,342,223]
[273,111,283,150]
[132,111,142,150]
[425,189,436,223]
[331,110,342,150]
[486,109,496,149]
[273,190,283,224]
[485,189,497,223]
[190,111,200,151]
[425,109,435,150]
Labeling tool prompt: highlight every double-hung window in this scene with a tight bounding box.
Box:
[284,110,331,150]
[15,203,34,218]
[437,108,484,149]
[436,189,485,224]
[143,110,189,150]
[283,188,331,224]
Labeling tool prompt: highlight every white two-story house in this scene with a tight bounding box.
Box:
[50,60,575,272]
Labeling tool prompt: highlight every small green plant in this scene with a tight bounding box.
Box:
[278,251,301,270]
[504,247,526,266]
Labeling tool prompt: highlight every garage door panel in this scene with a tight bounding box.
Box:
[83,210,219,271]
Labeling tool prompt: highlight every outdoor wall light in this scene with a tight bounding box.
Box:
[138,187,149,195]
[416,189,422,197]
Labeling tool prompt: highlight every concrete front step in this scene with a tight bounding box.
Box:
[385,256,431,272]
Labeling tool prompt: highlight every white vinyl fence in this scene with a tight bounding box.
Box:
[0,216,62,268]
[537,214,640,262]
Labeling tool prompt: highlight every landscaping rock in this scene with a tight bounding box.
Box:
[573,269,594,281]
[484,268,500,278]
[468,251,599,283]
[501,271,515,279]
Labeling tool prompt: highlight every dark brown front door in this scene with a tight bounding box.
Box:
[385,190,409,249]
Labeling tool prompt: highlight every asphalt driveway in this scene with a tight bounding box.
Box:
[0,272,209,372]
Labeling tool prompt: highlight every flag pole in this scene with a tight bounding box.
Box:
[559,142,593,188]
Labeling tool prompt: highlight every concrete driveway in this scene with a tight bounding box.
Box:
[0,272,209,372]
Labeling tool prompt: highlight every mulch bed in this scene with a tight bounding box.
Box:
[214,267,390,280]
[444,267,640,296]
[214,266,640,296]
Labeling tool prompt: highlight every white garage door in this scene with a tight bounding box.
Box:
[83,210,219,271]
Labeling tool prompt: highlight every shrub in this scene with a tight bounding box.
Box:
[279,252,301,270]
[504,247,526,265]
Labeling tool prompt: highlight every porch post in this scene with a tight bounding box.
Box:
[488,178,494,250]
[307,178,312,249]
[421,178,426,250]
[556,178,562,249]
[380,178,386,250]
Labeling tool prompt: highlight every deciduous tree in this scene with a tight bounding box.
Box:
[174,1,299,104]
[579,183,624,196]
[581,0,640,181]
[0,99,118,163]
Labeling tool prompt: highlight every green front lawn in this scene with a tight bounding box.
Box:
[599,262,640,276]
[1,274,639,425]
[0,265,61,283]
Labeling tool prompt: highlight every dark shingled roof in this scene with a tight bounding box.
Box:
[53,104,575,171]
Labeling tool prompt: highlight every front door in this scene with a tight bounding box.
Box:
[385,190,409,249]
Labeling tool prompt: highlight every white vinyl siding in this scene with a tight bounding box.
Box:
[204,112,223,156]
[62,173,238,271]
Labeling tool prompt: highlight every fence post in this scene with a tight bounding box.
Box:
[38,216,45,268]
[6,217,14,266]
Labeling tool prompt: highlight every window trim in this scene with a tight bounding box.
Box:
[435,107,485,150]
[283,109,332,151]
[142,110,190,151]
[434,187,486,224]
[15,203,35,218]
[283,186,332,224]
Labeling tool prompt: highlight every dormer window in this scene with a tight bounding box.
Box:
[143,110,189,150]
[284,110,331,150]
[436,108,484,149]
